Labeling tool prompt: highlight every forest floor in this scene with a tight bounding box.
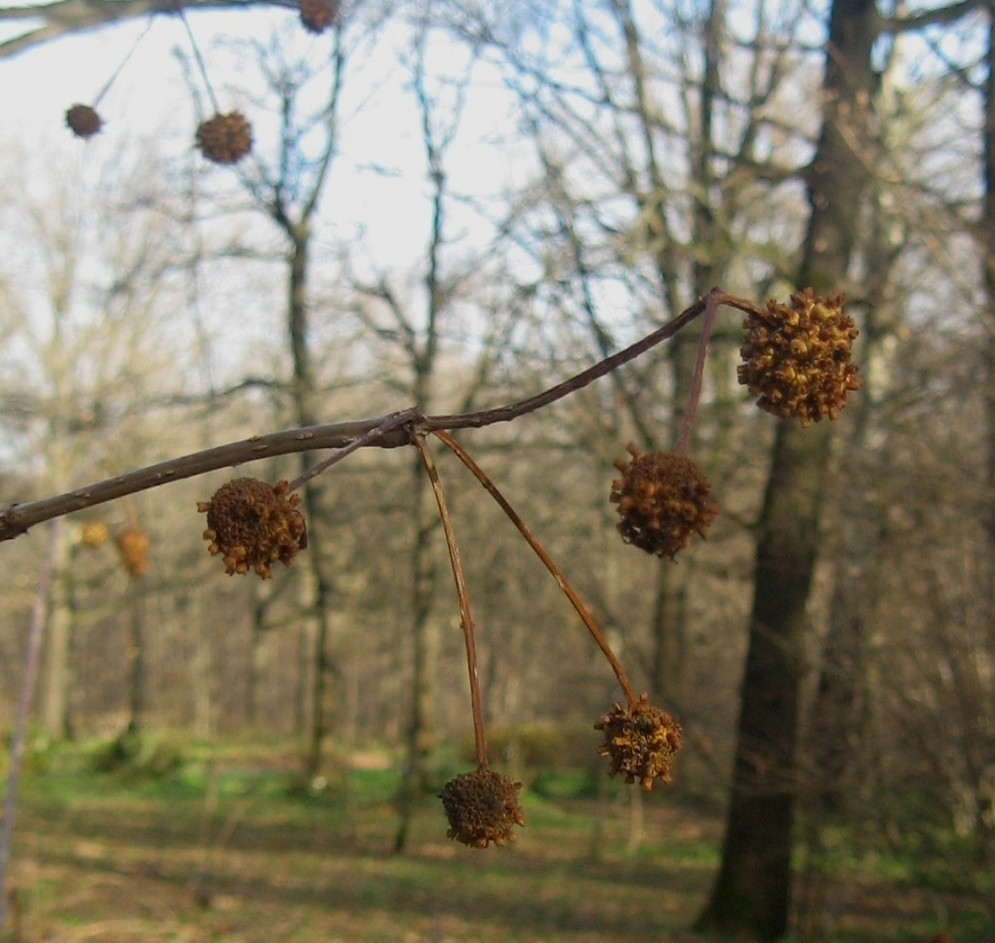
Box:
[1,736,992,943]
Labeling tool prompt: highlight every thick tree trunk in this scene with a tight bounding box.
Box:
[981,9,995,612]
[698,421,832,939]
[697,0,877,937]
[977,5,995,862]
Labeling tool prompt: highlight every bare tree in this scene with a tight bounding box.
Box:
[0,141,191,739]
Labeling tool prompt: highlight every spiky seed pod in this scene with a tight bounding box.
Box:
[195,111,253,165]
[116,526,150,578]
[299,0,339,33]
[610,444,717,560]
[65,104,103,139]
[595,694,683,791]
[738,289,861,427]
[80,521,109,549]
[197,478,307,579]
[439,769,525,848]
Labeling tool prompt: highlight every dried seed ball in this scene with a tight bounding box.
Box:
[738,288,861,427]
[595,694,683,791]
[116,526,150,578]
[195,111,253,165]
[439,769,525,848]
[65,104,102,139]
[299,0,339,33]
[610,444,717,560]
[80,521,109,549]
[197,477,307,579]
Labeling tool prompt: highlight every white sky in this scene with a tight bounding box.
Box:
[0,6,541,398]
[0,7,529,273]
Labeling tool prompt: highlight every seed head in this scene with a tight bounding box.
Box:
[116,526,150,578]
[196,111,253,165]
[738,289,861,426]
[197,478,307,579]
[439,769,525,848]
[299,0,339,33]
[65,104,103,139]
[595,694,683,790]
[610,444,717,560]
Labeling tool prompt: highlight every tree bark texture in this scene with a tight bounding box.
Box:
[697,0,877,937]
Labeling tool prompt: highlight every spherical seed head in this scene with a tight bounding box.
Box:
[196,111,253,165]
[737,289,861,427]
[116,526,150,578]
[610,445,717,560]
[80,521,109,549]
[595,694,683,791]
[299,0,339,33]
[197,477,307,579]
[439,769,525,849]
[65,104,102,139]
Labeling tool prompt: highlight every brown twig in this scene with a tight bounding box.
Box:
[432,429,637,708]
[0,288,758,543]
[286,408,419,492]
[413,433,488,769]
[676,289,723,455]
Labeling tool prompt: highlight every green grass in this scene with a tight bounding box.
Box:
[1,738,992,943]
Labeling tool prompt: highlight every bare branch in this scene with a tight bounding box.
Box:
[0,288,749,541]
[0,0,295,59]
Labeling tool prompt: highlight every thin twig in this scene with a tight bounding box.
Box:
[286,408,419,492]
[432,429,637,708]
[92,17,155,107]
[421,291,713,432]
[413,433,488,769]
[0,521,60,926]
[0,288,758,543]
[676,289,723,455]
[180,9,219,113]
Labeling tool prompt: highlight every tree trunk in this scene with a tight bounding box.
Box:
[697,0,877,936]
[127,600,146,731]
[977,4,995,863]
[393,448,439,853]
[192,601,213,738]
[246,579,273,729]
[285,228,339,779]
[698,421,832,939]
[42,529,73,740]
[981,7,995,635]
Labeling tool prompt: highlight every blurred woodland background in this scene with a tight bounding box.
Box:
[0,0,993,940]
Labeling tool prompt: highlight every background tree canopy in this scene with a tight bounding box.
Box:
[0,1,992,941]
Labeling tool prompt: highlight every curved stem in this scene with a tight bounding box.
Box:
[413,433,488,769]
[432,430,637,708]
